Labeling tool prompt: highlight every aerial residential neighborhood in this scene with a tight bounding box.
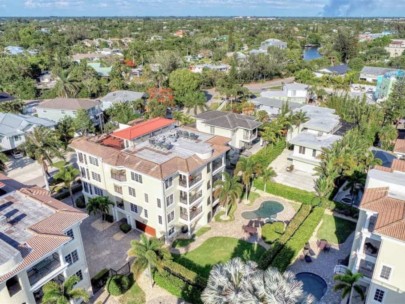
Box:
[0,3,405,304]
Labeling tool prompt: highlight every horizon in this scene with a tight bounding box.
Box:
[0,0,405,18]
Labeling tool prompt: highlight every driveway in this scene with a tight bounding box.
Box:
[80,215,140,278]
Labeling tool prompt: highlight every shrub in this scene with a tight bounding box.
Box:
[107,274,134,296]
[120,223,132,233]
[91,268,110,287]
[162,260,207,289]
[251,139,285,168]
[75,195,86,208]
[261,222,284,244]
[271,207,325,272]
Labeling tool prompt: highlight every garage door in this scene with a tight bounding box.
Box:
[135,221,156,236]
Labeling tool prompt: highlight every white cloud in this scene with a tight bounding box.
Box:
[24,0,84,9]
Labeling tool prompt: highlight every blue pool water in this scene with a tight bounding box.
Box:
[303,46,322,61]
[241,201,284,220]
[296,272,327,301]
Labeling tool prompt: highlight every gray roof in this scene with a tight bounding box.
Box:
[0,113,56,137]
[38,98,99,110]
[100,90,145,104]
[360,66,399,76]
[0,93,14,103]
[289,132,342,150]
[322,64,349,75]
[295,105,340,133]
[284,83,309,91]
[196,111,262,130]
[251,97,302,110]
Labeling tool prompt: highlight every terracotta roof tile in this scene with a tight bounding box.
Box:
[29,212,87,235]
[391,159,405,172]
[112,118,175,140]
[394,139,405,153]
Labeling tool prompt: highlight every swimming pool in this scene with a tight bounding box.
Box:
[241,201,284,220]
[296,272,327,301]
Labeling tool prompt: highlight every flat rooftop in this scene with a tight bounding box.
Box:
[295,105,341,133]
[289,131,342,150]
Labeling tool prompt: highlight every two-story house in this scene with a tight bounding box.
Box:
[345,159,405,304]
[195,111,262,150]
[0,177,91,304]
[100,90,146,111]
[260,82,309,104]
[70,118,230,239]
[36,98,102,125]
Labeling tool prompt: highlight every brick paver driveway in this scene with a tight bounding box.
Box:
[80,215,140,278]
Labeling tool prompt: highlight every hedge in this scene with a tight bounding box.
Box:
[261,222,284,244]
[251,139,285,168]
[271,207,325,272]
[120,223,132,233]
[163,260,207,289]
[154,270,203,304]
[107,274,133,296]
[258,204,312,269]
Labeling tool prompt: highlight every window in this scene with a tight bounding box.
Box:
[374,289,384,302]
[165,177,173,189]
[131,172,143,183]
[144,209,148,218]
[380,266,392,280]
[144,193,149,203]
[83,182,89,193]
[210,126,215,134]
[65,229,74,240]
[80,167,87,179]
[207,163,211,173]
[6,276,21,297]
[167,211,174,223]
[89,156,98,166]
[157,198,161,208]
[91,172,101,182]
[65,250,79,266]
[78,152,84,163]
[75,270,83,282]
[130,203,138,213]
[299,146,305,154]
[312,149,317,157]
[114,185,123,194]
[207,181,211,190]
[94,186,103,196]
[158,215,162,224]
[13,135,22,141]
[128,187,136,197]
[166,194,174,207]
[168,227,175,235]
[207,196,211,205]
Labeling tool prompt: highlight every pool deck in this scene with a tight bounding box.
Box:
[252,196,296,222]
[288,221,355,304]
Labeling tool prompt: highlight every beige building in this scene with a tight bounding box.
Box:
[195,111,261,150]
[345,159,405,304]
[70,118,230,239]
[385,39,405,58]
[0,177,91,304]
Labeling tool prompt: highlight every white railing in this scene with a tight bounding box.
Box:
[334,264,349,275]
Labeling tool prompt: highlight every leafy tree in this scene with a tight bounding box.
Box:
[382,78,405,126]
[255,110,270,123]
[86,196,114,220]
[168,69,202,104]
[0,153,8,172]
[73,109,95,136]
[106,102,140,124]
[42,275,89,304]
[20,127,63,190]
[333,30,358,63]
[0,100,24,113]
[127,234,171,287]
[378,124,398,150]
[183,91,208,114]
[213,172,243,218]
[145,99,167,118]
[151,50,183,76]
[53,69,79,98]
[54,164,80,205]
[172,111,195,126]
[147,87,175,107]
[56,116,75,149]
[333,269,365,304]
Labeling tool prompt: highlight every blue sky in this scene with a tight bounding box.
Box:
[0,0,404,17]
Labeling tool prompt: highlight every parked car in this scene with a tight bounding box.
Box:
[12,150,24,159]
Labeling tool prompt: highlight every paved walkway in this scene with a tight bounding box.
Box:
[171,193,297,254]
[288,218,355,304]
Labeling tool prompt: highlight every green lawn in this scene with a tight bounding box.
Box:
[172,227,212,248]
[119,283,145,304]
[173,237,265,278]
[316,214,356,244]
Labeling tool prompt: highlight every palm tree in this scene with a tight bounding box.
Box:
[261,122,284,146]
[54,165,80,206]
[20,127,63,191]
[127,234,171,287]
[213,172,243,218]
[261,168,277,193]
[172,111,195,126]
[202,258,313,304]
[86,196,114,220]
[184,91,208,115]
[343,171,366,206]
[315,176,333,206]
[333,269,365,304]
[0,152,8,172]
[236,157,262,200]
[42,275,89,304]
[53,69,79,98]
[291,110,309,132]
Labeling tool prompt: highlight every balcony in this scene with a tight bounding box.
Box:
[358,259,375,279]
[27,253,66,289]
[367,215,377,233]
[213,172,222,185]
[180,206,203,221]
[212,159,223,172]
[363,238,380,258]
[243,130,257,141]
[179,190,202,205]
[111,169,127,182]
[179,173,202,188]
[116,199,125,210]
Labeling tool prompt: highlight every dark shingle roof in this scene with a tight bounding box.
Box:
[196,111,261,130]
[325,64,349,75]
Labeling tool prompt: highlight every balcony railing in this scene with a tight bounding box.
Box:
[180,191,202,205]
[358,259,375,278]
[180,206,203,221]
[212,159,223,172]
[363,239,380,257]
[213,173,222,185]
[179,173,202,188]
[28,253,62,287]
[111,172,127,182]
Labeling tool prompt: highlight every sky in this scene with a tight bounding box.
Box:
[0,0,405,17]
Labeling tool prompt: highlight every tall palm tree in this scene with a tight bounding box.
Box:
[261,168,277,193]
[86,196,114,220]
[315,176,333,206]
[42,275,89,304]
[172,111,195,126]
[333,269,365,304]
[202,258,313,304]
[236,157,262,200]
[343,171,366,206]
[261,122,284,146]
[53,69,79,98]
[291,110,309,132]
[20,127,63,191]
[184,91,208,115]
[54,165,80,206]
[213,172,243,218]
[127,234,171,287]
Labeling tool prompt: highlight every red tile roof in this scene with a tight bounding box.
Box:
[394,139,405,154]
[112,118,176,140]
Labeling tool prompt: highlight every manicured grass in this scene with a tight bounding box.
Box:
[261,222,285,244]
[316,214,356,244]
[119,283,145,304]
[289,201,302,211]
[172,227,211,248]
[195,226,211,237]
[214,203,237,222]
[173,237,265,279]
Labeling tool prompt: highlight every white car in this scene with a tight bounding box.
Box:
[12,150,24,159]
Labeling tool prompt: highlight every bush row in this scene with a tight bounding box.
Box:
[251,139,285,168]
[258,204,312,269]
[271,207,325,272]
[163,260,207,289]
[154,270,203,304]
